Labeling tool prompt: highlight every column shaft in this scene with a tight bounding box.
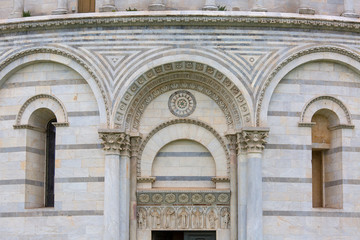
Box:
[246,152,263,240]
[119,154,130,240]
[130,153,137,240]
[10,0,24,18]
[203,0,217,10]
[237,152,247,240]
[149,0,166,10]
[52,0,68,15]
[229,143,238,240]
[342,0,358,17]
[104,154,121,240]
[298,0,315,14]
[100,0,116,12]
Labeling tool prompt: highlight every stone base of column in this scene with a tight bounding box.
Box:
[99,5,116,12]
[298,7,315,15]
[342,11,359,18]
[9,11,22,18]
[203,5,217,11]
[52,8,68,15]
[148,4,165,11]
[251,7,267,12]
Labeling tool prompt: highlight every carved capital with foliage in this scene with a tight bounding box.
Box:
[238,127,269,153]
[98,129,130,155]
[130,135,142,157]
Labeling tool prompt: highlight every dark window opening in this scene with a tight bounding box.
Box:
[45,119,56,207]
[78,0,95,13]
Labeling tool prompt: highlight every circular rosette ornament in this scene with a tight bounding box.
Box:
[168,90,196,117]
[138,194,150,203]
[165,193,176,204]
[191,193,203,204]
[204,193,216,204]
[178,193,189,203]
[218,193,229,203]
[152,193,163,203]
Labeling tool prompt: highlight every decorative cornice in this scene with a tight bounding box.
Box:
[238,127,269,153]
[98,130,130,154]
[211,177,230,183]
[137,177,156,183]
[137,118,230,176]
[13,124,45,132]
[298,122,316,128]
[1,13,360,34]
[0,47,110,126]
[328,124,355,131]
[256,46,360,126]
[115,61,250,131]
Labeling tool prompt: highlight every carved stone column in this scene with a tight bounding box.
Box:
[298,0,315,15]
[236,134,247,240]
[9,0,24,18]
[342,0,359,18]
[149,0,166,11]
[52,0,68,15]
[203,0,217,11]
[99,130,130,240]
[130,135,142,240]
[226,134,238,240]
[100,0,116,12]
[251,0,267,12]
[239,127,269,240]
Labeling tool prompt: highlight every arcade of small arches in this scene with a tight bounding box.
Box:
[4,45,358,240]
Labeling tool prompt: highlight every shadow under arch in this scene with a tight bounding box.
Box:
[256,45,360,127]
[0,46,110,126]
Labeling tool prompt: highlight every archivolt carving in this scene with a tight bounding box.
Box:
[137,118,230,176]
[0,47,110,126]
[115,61,251,131]
[256,45,360,126]
[299,95,353,127]
[14,94,68,127]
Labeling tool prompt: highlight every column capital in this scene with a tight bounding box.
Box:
[237,127,269,153]
[98,129,130,155]
[130,135,142,158]
[225,133,238,153]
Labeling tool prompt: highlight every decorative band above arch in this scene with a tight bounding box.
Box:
[298,95,354,129]
[13,94,69,129]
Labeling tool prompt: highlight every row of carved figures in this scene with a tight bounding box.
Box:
[137,206,230,230]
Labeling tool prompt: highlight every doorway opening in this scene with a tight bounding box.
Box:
[152,231,216,240]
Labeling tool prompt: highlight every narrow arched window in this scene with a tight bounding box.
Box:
[45,119,56,207]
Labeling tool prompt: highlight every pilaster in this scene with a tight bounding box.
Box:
[9,0,24,18]
[52,0,68,15]
[99,0,116,12]
[342,0,359,18]
[203,0,217,11]
[251,0,267,12]
[149,0,166,11]
[298,0,315,15]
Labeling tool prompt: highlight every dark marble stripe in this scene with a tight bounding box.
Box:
[0,146,44,155]
[155,176,213,181]
[3,79,87,89]
[327,146,360,154]
[281,79,360,88]
[267,111,301,117]
[0,115,16,121]
[263,177,311,183]
[25,179,44,187]
[68,111,100,117]
[325,180,343,188]
[0,210,103,218]
[266,144,312,150]
[55,177,104,183]
[263,210,360,218]
[351,115,360,120]
[55,144,102,150]
[156,152,212,157]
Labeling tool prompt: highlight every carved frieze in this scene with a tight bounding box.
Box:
[137,191,230,205]
[136,206,230,230]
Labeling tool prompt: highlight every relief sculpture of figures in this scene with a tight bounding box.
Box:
[207,209,217,229]
[192,207,203,229]
[178,208,189,229]
[137,208,147,229]
[221,207,230,229]
[164,207,175,229]
[150,208,161,229]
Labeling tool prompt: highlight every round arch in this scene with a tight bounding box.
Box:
[138,119,229,178]
[113,60,253,131]
[0,47,110,126]
[256,45,360,127]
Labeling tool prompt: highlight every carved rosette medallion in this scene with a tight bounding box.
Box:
[168,90,196,117]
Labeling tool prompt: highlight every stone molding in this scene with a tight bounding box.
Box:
[0,47,111,126]
[211,177,230,183]
[115,61,250,131]
[13,94,69,128]
[256,45,360,126]
[98,130,130,154]
[2,13,360,34]
[137,177,156,183]
[137,118,230,176]
[137,190,230,205]
[299,95,353,126]
[237,127,269,153]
